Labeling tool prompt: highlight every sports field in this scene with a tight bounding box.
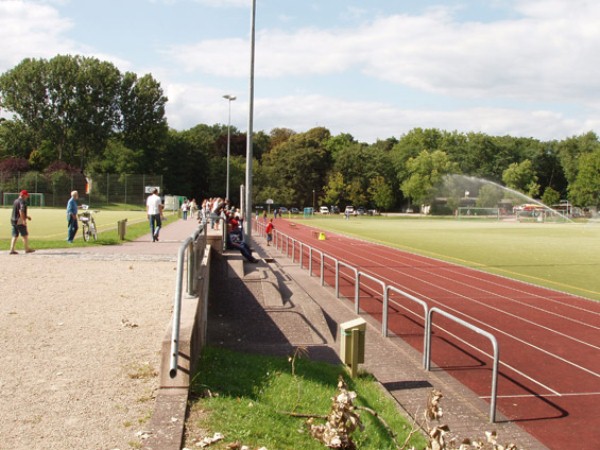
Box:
[0,207,150,242]
[293,215,600,302]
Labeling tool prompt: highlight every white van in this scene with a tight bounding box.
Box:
[319,206,329,214]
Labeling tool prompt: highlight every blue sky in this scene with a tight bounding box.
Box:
[1,0,599,143]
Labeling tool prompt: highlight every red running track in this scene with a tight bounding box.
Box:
[264,219,600,449]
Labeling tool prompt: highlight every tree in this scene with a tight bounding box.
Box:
[502,160,540,198]
[322,172,345,207]
[324,133,356,160]
[0,55,168,173]
[40,55,121,166]
[541,186,561,207]
[0,120,36,159]
[0,156,29,174]
[476,184,504,208]
[401,150,459,206]
[568,149,600,207]
[345,178,368,207]
[391,128,444,186]
[528,142,568,198]
[260,127,332,207]
[161,129,209,198]
[556,131,599,185]
[117,72,168,173]
[368,176,395,211]
[268,127,295,150]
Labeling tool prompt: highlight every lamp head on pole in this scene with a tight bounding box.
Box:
[223,94,237,101]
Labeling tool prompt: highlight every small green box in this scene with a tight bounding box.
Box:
[339,318,366,365]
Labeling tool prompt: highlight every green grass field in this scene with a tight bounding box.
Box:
[292,214,600,302]
[0,206,182,250]
[0,206,149,241]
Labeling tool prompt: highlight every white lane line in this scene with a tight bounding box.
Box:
[483,392,600,399]
[429,324,563,396]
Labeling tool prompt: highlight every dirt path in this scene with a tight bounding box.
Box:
[0,245,181,449]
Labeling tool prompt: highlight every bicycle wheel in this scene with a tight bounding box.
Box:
[90,220,98,241]
[82,223,90,242]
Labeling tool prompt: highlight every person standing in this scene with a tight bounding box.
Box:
[146,188,163,242]
[181,199,189,220]
[265,218,274,246]
[9,190,35,255]
[66,190,79,243]
[189,198,197,220]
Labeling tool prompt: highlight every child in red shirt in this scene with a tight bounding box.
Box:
[265,218,274,246]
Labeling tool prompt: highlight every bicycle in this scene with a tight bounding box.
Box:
[78,205,99,242]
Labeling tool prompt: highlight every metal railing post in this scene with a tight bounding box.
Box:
[356,271,385,317]
[169,224,206,379]
[425,307,499,423]
[384,286,428,367]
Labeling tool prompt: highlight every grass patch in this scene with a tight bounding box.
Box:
[127,362,158,380]
[186,346,426,450]
[0,208,178,250]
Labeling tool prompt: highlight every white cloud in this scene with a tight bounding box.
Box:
[0,0,76,69]
[164,84,590,143]
[166,1,600,106]
[149,0,248,6]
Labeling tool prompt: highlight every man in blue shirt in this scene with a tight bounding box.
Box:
[67,190,79,243]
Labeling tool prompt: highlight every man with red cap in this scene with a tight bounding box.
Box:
[9,190,35,255]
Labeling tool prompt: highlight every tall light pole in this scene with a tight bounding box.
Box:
[223,94,236,201]
[244,0,256,239]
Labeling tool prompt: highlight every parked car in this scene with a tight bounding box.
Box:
[290,207,300,214]
[344,206,355,215]
[356,206,366,215]
[278,206,288,214]
[319,206,329,214]
[330,205,340,214]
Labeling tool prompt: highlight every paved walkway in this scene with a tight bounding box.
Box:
[69,216,203,259]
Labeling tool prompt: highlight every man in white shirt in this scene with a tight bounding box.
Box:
[146,188,163,242]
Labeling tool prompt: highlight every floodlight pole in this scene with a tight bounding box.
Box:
[244,0,256,239]
[223,94,236,201]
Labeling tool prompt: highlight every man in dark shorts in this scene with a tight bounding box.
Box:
[9,190,35,255]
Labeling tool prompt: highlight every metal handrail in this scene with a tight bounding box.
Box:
[255,220,501,423]
[357,271,386,315]
[169,224,207,378]
[335,259,359,302]
[257,220,500,423]
[425,307,499,423]
[384,285,429,367]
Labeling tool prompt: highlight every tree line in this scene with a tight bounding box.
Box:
[1,55,599,211]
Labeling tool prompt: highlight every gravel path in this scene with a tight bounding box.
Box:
[0,220,198,450]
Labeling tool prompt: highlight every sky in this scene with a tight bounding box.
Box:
[1,0,600,144]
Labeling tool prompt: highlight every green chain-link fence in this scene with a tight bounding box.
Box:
[0,172,163,208]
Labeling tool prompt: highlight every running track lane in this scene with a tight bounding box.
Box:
[267,219,600,450]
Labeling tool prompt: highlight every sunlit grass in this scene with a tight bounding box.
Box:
[186,346,427,450]
[0,206,178,250]
[286,214,600,301]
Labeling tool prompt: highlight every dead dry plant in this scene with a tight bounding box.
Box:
[421,389,522,450]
